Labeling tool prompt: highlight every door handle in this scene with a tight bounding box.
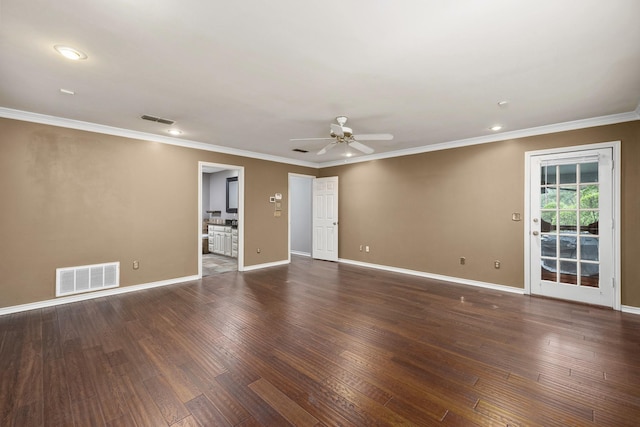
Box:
[532,231,539,236]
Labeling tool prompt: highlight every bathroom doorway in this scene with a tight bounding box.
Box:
[198,162,244,277]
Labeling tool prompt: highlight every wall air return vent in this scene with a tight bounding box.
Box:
[56,262,120,297]
[141,114,175,125]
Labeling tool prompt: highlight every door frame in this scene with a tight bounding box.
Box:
[198,161,245,276]
[524,141,621,310]
[288,173,316,263]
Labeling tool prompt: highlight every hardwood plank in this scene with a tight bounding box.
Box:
[184,393,232,426]
[171,414,202,427]
[1,256,640,426]
[63,339,97,402]
[71,397,106,427]
[83,346,129,423]
[248,378,321,427]
[0,329,24,424]
[12,401,43,427]
[115,373,167,427]
[137,336,202,402]
[43,357,73,427]
[14,335,43,413]
[216,372,293,426]
[203,378,252,426]
[143,374,191,425]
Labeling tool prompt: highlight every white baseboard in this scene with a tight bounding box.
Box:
[0,275,199,316]
[290,250,311,257]
[242,259,290,271]
[339,258,525,295]
[621,305,640,315]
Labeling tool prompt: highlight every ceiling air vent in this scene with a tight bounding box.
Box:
[292,148,309,153]
[141,114,175,125]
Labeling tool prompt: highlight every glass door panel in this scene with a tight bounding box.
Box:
[530,148,613,307]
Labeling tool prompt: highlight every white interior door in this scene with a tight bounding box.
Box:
[529,148,614,307]
[312,177,338,261]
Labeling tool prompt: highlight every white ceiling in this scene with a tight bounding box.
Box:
[1,0,639,166]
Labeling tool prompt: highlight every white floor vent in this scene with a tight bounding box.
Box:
[56,262,120,297]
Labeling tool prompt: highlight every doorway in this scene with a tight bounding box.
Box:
[288,174,314,259]
[198,162,244,277]
[525,143,620,308]
[288,174,339,263]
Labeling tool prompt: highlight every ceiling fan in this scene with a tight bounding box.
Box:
[290,116,393,155]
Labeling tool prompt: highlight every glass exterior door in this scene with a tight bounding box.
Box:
[530,148,613,307]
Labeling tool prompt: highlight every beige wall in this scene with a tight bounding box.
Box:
[0,118,315,308]
[321,120,640,307]
[1,117,639,310]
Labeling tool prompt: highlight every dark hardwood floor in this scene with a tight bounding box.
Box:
[1,256,639,426]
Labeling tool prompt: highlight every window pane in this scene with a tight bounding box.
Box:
[541,235,557,257]
[558,236,578,259]
[558,211,577,234]
[580,263,599,288]
[559,164,577,184]
[541,165,557,185]
[580,162,598,183]
[541,210,556,231]
[541,259,557,282]
[580,236,599,261]
[541,187,557,208]
[579,211,599,234]
[580,184,599,209]
[558,186,577,208]
[559,261,578,284]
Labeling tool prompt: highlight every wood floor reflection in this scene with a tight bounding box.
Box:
[1,255,639,426]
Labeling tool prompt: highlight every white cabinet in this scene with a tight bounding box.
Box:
[208,224,235,257]
[231,228,238,258]
[208,224,215,253]
[223,231,232,257]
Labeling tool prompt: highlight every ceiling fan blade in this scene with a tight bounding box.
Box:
[289,137,333,141]
[349,140,374,154]
[317,142,336,155]
[330,123,344,138]
[352,133,393,141]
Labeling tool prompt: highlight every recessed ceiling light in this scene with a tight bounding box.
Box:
[167,129,182,136]
[59,88,75,95]
[54,45,88,61]
[490,125,503,131]
[497,100,509,107]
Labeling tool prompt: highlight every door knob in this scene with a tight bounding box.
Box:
[532,231,539,236]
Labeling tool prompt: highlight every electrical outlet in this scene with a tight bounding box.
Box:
[365,246,370,253]
[494,260,501,269]
[359,245,363,252]
[460,257,466,265]
[133,260,139,270]
[257,248,261,254]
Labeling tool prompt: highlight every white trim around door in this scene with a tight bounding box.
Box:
[524,141,621,310]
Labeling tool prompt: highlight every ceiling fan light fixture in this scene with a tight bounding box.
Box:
[54,45,87,60]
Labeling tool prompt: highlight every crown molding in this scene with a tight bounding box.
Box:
[2,107,638,170]
[319,110,640,168]
[0,107,319,169]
